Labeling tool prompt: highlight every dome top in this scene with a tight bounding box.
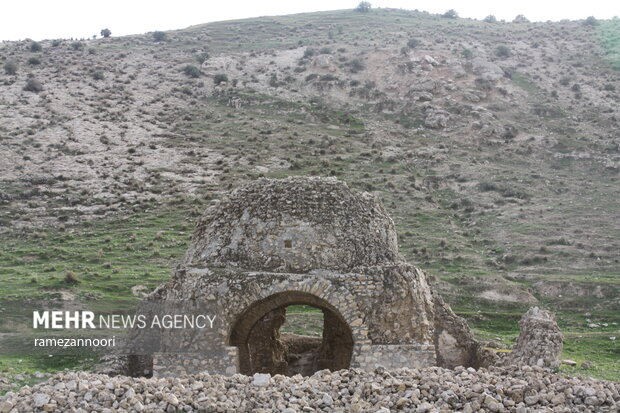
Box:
[183,177,400,272]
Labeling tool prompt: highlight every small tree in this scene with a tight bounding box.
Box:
[213,73,228,85]
[583,16,598,26]
[152,31,167,42]
[183,65,201,78]
[23,78,43,93]
[407,38,420,49]
[4,60,18,75]
[100,28,112,38]
[513,15,529,23]
[495,45,511,58]
[442,9,458,19]
[355,1,371,12]
[484,15,497,23]
[461,49,473,59]
[30,41,42,52]
[348,58,365,73]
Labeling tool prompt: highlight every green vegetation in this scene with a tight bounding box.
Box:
[442,9,458,19]
[3,60,17,75]
[152,31,167,42]
[355,1,371,13]
[100,28,112,38]
[29,41,42,52]
[598,19,620,70]
[23,78,43,93]
[183,64,201,78]
[495,45,511,58]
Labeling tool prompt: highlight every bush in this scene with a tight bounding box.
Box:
[30,41,42,52]
[442,9,458,19]
[348,57,365,73]
[495,45,511,58]
[23,78,43,93]
[303,48,316,59]
[64,270,81,285]
[584,16,598,26]
[560,76,571,86]
[319,47,332,54]
[100,28,112,38]
[52,40,61,47]
[183,65,201,78]
[407,38,420,49]
[461,49,473,59]
[355,1,371,12]
[604,83,616,91]
[513,15,529,23]
[484,15,497,23]
[92,71,105,80]
[71,41,84,50]
[4,60,18,75]
[28,57,41,65]
[152,31,166,42]
[213,73,228,85]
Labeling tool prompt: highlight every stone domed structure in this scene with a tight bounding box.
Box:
[149,177,483,377]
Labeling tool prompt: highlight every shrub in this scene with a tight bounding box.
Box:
[484,15,497,23]
[571,83,581,92]
[71,41,84,50]
[213,73,228,85]
[183,64,201,78]
[64,270,81,285]
[584,16,598,26]
[30,41,42,52]
[319,47,332,54]
[604,83,616,91]
[355,1,371,12]
[407,38,420,49]
[442,9,458,19]
[303,48,316,59]
[88,48,96,55]
[152,31,166,41]
[461,49,473,59]
[100,28,112,38]
[4,60,18,75]
[348,57,365,73]
[513,15,529,23]
[23,78,43,93]
[52,40,61,47]
[28,57,41,65]
[559,76,571,86]
[495,45,511,58]
[92,71,105,80]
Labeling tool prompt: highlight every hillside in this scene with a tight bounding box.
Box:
[0,8,619,383]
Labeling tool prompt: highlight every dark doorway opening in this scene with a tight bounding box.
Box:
[229,291,353,376]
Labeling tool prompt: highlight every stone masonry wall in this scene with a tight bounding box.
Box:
[351,344,436,370]
[153,347,239,378]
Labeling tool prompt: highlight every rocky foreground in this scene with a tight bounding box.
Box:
[1,366,619,412]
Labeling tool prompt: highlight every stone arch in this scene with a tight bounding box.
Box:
[229,291,354,376]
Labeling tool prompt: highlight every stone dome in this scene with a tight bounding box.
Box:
[182,177,400,272]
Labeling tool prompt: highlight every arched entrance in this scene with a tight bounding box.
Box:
[229,291,354,376]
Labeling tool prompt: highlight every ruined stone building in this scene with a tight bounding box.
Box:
[148,177,484,377]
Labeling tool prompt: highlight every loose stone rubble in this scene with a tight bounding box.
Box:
[509,307,563,369]
[1,365,618,412]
